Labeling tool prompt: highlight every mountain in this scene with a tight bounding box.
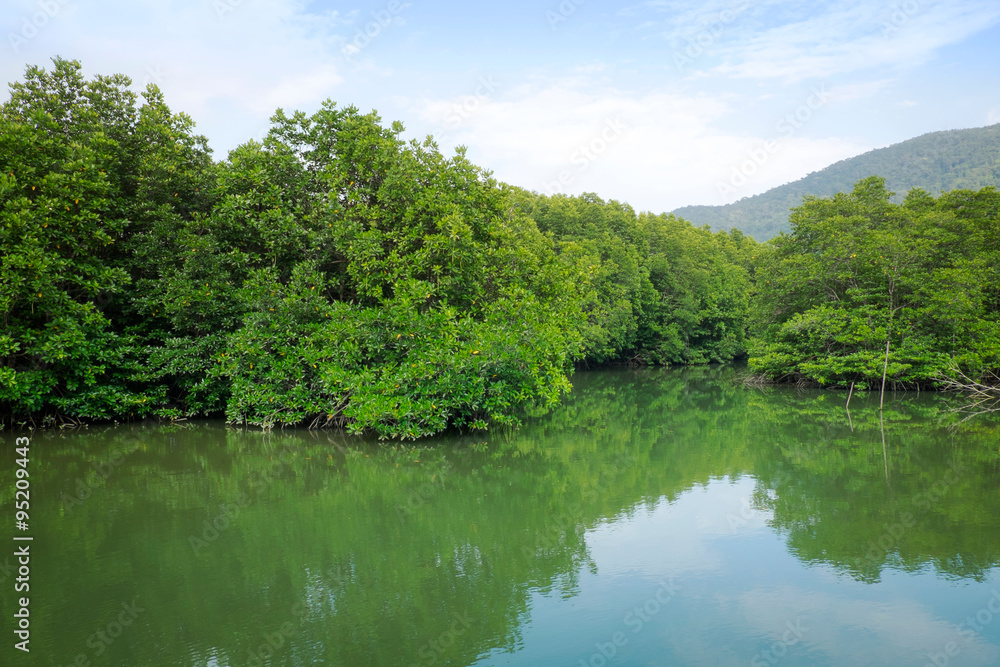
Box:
[672,123,1000,241]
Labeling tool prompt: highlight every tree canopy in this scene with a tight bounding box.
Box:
[2,59,997,435]
[749,176,1000,388]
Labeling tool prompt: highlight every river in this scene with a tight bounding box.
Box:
[2,367,999,666]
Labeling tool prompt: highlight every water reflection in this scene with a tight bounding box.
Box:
[0,367,998,666]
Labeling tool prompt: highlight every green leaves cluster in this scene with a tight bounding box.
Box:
[201,106,586,438]
[1,59,583,437]
[517,192,757,365]
[0,59,216,422]
[749,176,1000,387]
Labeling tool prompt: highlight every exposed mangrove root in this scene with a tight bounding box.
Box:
[308,394,354,430]
[935,368,1000,423]
[308,411,352,430]
[627,354,646,368]
[739,372,780,388]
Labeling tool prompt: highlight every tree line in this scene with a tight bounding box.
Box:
[2,59,997,435]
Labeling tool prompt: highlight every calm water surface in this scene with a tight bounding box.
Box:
[2,367,999,666]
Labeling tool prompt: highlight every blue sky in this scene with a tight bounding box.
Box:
[3,0,1000,212]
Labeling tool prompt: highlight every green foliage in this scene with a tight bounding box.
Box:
[1,60,585,436]
[636,213,752,364]
[516,191,756,365]
[0,58,214,422]
[749,177,1000,386]
[0,59,761,434]
[515,192,653,361]
[197,104,586,437]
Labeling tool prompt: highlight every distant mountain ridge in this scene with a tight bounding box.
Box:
[672,123,1000,241]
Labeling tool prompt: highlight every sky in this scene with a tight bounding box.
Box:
[3,0,1000,214]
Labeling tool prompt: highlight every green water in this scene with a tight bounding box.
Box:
[2,367,1000,666]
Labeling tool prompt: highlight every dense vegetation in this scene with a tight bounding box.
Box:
[674,123,1000,241]
[749,177,1000,389]
[511,192,756,366]
[2,59,997,435]
[0,59,753,435]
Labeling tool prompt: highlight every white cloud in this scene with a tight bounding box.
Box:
[709,0,1000,82]
[826,79,894,104]
[1,0,351,155]
[398,73,869,211]
[732,586,1000,666]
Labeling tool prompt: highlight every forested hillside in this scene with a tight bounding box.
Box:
[674,124,1000,240]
